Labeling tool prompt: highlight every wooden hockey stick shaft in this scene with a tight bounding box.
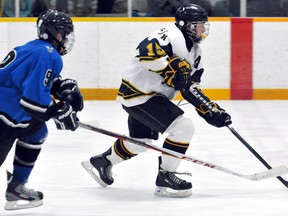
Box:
[78,121,288,181]
[227,125,288,188]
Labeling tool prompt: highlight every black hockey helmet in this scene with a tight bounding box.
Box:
[175,4,209,43]
[37,9,75,55]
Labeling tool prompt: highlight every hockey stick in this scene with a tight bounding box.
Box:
[227,125,288,188]
[78,121,288,181]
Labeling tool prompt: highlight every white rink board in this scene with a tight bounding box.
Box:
[0,19,230,88]
[3,19,288,89]
[253,22,288,89]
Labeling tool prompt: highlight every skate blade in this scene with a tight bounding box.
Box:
[5,199,43,210]
[81,161,108,187]
[154,186,192,198]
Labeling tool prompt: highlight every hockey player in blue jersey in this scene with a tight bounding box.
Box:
[0,10,83,210]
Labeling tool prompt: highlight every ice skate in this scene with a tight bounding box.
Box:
[154,157,192,198]
[81,148,114,187]
[5,170,43,210]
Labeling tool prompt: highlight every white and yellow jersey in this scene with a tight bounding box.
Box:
[116,26,204,107]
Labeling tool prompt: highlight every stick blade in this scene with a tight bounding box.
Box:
[251,165,288,181]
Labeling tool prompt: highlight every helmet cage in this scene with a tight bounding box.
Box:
[62,31,75,55]
[186,21,210,44]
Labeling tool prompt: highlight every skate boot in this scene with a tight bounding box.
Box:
[154,157,192,198]
[5,170,43,210]
[81,148,114,187]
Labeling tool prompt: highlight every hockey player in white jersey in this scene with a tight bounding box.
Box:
[82,4,232,197]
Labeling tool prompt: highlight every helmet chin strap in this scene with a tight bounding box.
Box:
[45,31,66,55]
[181,31,194,51]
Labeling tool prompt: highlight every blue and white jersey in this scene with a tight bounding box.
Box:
[0,39,63,128]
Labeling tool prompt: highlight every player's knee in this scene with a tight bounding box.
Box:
[165,116,194,142]
[22,124,48,144]
[123,138,152,154]
[15,124,48,167]
[111,138,150,164]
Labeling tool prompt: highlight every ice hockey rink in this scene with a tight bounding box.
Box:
[0,100,288,216]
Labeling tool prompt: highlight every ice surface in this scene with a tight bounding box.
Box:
[1,100,288,216]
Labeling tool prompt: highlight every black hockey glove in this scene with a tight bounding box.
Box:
[162,56,192,90]
[51,78,84,112]
[196,102,232,128]
[51,101,78,131]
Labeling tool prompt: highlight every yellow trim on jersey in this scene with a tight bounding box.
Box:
[117,79,157,100]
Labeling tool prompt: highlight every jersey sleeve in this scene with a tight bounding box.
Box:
[136,27,175,73]
[19,47,63,120]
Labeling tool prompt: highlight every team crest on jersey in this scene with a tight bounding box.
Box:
[43,69,52,86]
[45,45,54,53]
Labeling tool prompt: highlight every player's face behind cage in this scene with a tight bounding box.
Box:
[61,31,75,55]
[186,21,210,44]
[37,10,75,55]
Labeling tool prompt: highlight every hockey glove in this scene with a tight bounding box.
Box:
[51,78,84,112]
[181,86,232,128]
[52,101,78,131]
[196,102,232,127]
[162,56,192,90]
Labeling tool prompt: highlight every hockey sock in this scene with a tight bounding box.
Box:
[11,165,32,183]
